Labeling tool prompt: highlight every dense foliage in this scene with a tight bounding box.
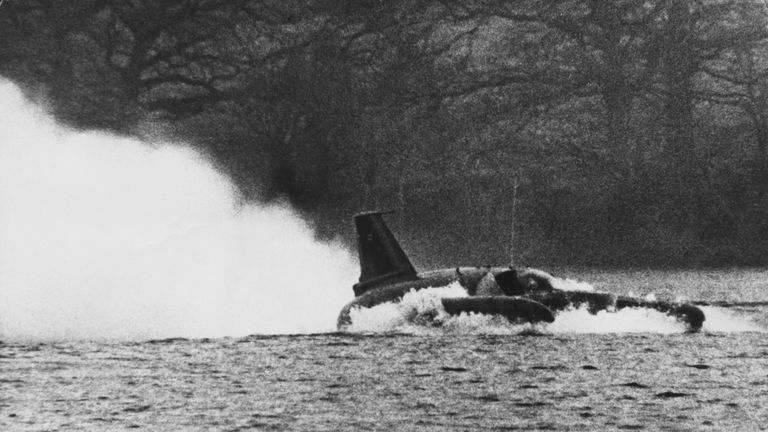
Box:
[2,0,768,267]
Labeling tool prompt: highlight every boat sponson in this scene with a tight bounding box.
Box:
[441,296,555,323]
[526,291,616,314]
[616,296,705,331]
[526,291,705,331]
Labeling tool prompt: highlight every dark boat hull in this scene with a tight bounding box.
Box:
[337,288,705,331]
[339,212,707,332]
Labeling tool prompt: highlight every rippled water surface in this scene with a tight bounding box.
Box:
[3,329,768,431]
[3,269,768,431]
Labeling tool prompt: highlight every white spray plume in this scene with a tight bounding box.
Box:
[0,79,358,341]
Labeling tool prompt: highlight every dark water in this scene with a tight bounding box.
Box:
[2,329,767,431]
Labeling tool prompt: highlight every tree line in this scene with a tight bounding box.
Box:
[2,0,768,267]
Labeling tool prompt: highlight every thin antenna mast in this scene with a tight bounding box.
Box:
[509,177,519,267]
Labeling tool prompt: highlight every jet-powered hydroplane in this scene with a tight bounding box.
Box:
[337,211,706,331]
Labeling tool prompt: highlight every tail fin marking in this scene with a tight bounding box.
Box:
[352,211,417,296]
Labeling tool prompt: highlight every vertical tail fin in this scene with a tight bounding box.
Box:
[352,211,417,296]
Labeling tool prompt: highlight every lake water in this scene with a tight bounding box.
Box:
[2,270,767,431]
